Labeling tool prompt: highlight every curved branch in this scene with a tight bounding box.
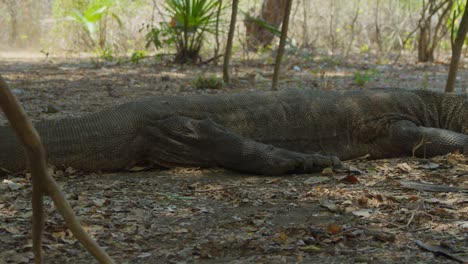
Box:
[0,76,115,264]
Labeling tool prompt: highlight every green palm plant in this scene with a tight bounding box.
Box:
[145,0,222,63]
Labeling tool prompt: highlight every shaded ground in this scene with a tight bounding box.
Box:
[0,53,467,263]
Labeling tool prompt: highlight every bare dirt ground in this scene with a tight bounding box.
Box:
[0,52,467,263]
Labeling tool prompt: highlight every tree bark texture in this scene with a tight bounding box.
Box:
[223,0,239,85]
[272,0,293,90]
[445,0,468,92]
[244,0,288,50]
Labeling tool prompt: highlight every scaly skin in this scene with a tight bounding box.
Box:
[0,89,466,175]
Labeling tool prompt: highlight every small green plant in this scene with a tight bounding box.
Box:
[317,56,343,67]
[353,69,378,87]
[88,47,115,66]
[402,31,416,50]
[68,1,122,50]
[359,44,370,53]
[67,0,122,65]
[99,47,114,61]
[422,73,429,90]
[257,44,273,55]
[143,0,223,64]
[193,75,223,89]
[130,50,147,64]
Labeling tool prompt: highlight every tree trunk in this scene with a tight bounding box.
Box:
[244,0,288,50]
[417,0,453,62]
[214,0,223,65]
[445,0,468,92]
[6,0,18,46]
[418,20,435,62]
[301,0,310,48]
[223,0,239,85]
[374,0,382,53]
[98,15,108,50]
[272,0,293,90]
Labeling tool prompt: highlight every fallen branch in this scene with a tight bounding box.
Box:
[415,240,467,263]
[400,180,467,193]
[363,229,396,242]
[192,185,241,193]
[201,54,223,65]
[0,76,114,264]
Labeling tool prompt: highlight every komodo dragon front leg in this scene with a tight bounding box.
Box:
[379,120,468,157]
[139,116,340,175]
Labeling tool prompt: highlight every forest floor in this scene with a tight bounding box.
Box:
[0,52,467,263]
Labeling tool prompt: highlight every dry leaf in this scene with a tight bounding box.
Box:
[326,223,341,234]
[321,167,334,176]
[341,175,359,184]
[5,226,20,234]
[279,232,288,242]
[352,209,374,218]
[396,163,412,172]
[92,198,106,207]
[320,199,340,212]
[358,196,368,206]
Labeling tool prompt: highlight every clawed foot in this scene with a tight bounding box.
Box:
[298,154,341,173]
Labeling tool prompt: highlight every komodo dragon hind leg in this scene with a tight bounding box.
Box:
[141,116,340,175]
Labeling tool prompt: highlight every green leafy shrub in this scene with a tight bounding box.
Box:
[63,0,123,65]
[193,75,223,89]
[353,69,378,87]
[130,50,147,64]
[99,47,114,61]
[67,0,122,50]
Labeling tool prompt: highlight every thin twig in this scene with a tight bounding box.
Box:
[347,154,371,162]
[405,211,415,227]
[192,185,242,193]
[201,54,223,65]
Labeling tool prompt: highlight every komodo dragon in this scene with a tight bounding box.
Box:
[0,89,467,175]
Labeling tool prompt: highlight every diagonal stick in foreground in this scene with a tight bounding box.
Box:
[0,75,114,264]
